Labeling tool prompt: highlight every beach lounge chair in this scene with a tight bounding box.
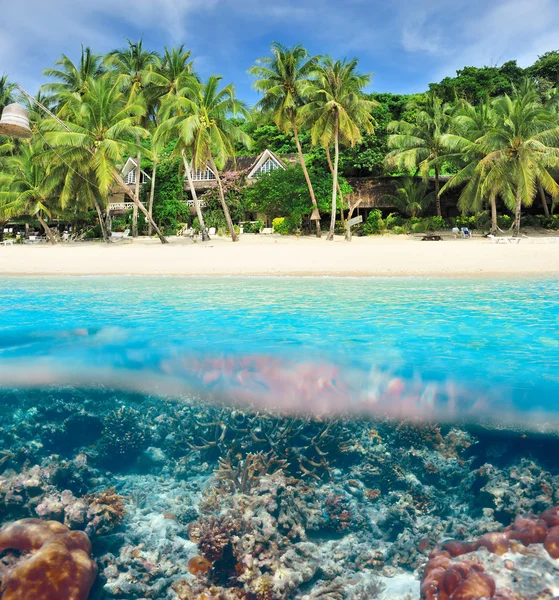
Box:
[208,227,216,236]
[1,239,14,246]
[262,227,273,235]
[521,235,558,244]
[487,234,521,244]
[461,227,472,239]
[111,228,130,240]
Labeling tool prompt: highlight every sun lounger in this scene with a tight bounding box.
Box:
[111,228,131,240]
[262,228,273,235]
[1,240,14,246]
[487,234,521,244]
[521,235,558,244]
[208,227,216,236]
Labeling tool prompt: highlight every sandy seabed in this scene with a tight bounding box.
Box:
[1,233,559,277]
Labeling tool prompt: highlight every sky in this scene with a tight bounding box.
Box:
[2,0,559,106]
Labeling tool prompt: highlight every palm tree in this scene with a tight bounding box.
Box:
[383,178,435,217]
[106,40,159,236]
[0,142,61,244]
[250,43,322,237]
[42,46,103,101]
[478,85,559,236]
[41,74,168,243]
[144,46,196,235]
[0,75,15,111]
[440,100,501,233]
[386,93,451,217]
[302,57,376,240]
[155,75,251,242]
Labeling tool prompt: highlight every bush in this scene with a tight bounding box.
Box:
[392,225,409,235]
[363,209,384,235]
[537,215,559,229]
[84,224,102,239]
[497,214,513,229]
[272,215,300,234]
[454,215,476,230]
[384,213,404,230]
[411,222,426,233]
[243,219,264,234]
[273,217,289,235]
[425,216,448,231]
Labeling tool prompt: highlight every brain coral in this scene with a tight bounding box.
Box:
[0,518,97,600]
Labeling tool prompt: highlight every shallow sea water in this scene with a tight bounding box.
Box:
[0,276,558,600]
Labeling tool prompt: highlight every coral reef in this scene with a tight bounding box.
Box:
[0,518,97,600]
[1,389,559,600]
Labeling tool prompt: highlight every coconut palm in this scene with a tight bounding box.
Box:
[440,100,502,233]
[250,43,322,237]
[106,40,159,236]
[42,46,104,101]
[143,46,196,235]
[155,75,250,242]
[0,75,15,111]
[383,178,435,218]
[302,57,376,240]
[40,74,167,243]
[477,85,559,236]
[386,93,451,217]
[0,142,61,244]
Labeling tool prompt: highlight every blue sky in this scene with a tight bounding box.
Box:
[2,0,559,106]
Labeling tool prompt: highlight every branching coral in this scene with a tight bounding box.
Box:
[175,406,352,481]
[0,518,97,600]
[216,452,289,494]
[188,514,240,563]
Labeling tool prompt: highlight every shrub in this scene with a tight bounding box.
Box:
[273,217,289,235]
[497,214,513,229]
[243,219,264,234]
[272,216,300,234]
[454,215,476,230]
[384,213,404,230]
[537,215,559,229]
[426,216,448,231]
[411,222,426,233]
[392,225,408,235]
[363,209,384,235]
[84,225,101,239]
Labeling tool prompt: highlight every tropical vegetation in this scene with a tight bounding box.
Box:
[2,43,559,243]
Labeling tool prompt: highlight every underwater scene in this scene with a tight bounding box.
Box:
[0,276,559,600]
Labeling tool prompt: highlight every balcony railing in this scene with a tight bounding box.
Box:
[109,199,205,211]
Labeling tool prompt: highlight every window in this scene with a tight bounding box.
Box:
[191,167,216,181]
[125,170,148,185]
[258,158,279,174]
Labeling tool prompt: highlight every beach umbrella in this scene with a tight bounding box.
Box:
[0,103,32,139]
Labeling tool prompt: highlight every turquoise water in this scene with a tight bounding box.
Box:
[1,276,558,428]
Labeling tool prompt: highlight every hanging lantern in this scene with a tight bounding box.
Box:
[0,103,32,139]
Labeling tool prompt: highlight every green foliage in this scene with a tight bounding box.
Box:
[244,165,350,223]
[200,171,247,229]
[429,62,525,104]
[149,156,190,234]
[272,217,289,234]
[242,219,264,233]
[537,214,559,229]
[363,209,384,235]
[529,51,559,87]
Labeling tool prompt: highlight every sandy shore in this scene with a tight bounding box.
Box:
[1,233,558,277]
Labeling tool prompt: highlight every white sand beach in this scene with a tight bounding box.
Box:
[1,233,558,277]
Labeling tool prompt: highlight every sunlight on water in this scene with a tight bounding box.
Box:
[0,276,558,429]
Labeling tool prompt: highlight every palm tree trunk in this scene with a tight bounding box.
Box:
[327,117,340,241]
[182,151,209,241]
[209,154,238,242]
[291,114,320,237]
[133,142,141,237]
[539,184,550,217]
[93,197,110,243]
[489,195,498,235]
[326,145,345,227]
[513,189,522,237]
[148,156,157,236]
[434,166,442,217]
[113,172,168,243]
[37,214,56,245]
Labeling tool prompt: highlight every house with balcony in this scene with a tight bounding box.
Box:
[108,157,151,214]
[107,149,297,218]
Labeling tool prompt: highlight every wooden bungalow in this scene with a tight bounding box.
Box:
[107,158,151,214]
